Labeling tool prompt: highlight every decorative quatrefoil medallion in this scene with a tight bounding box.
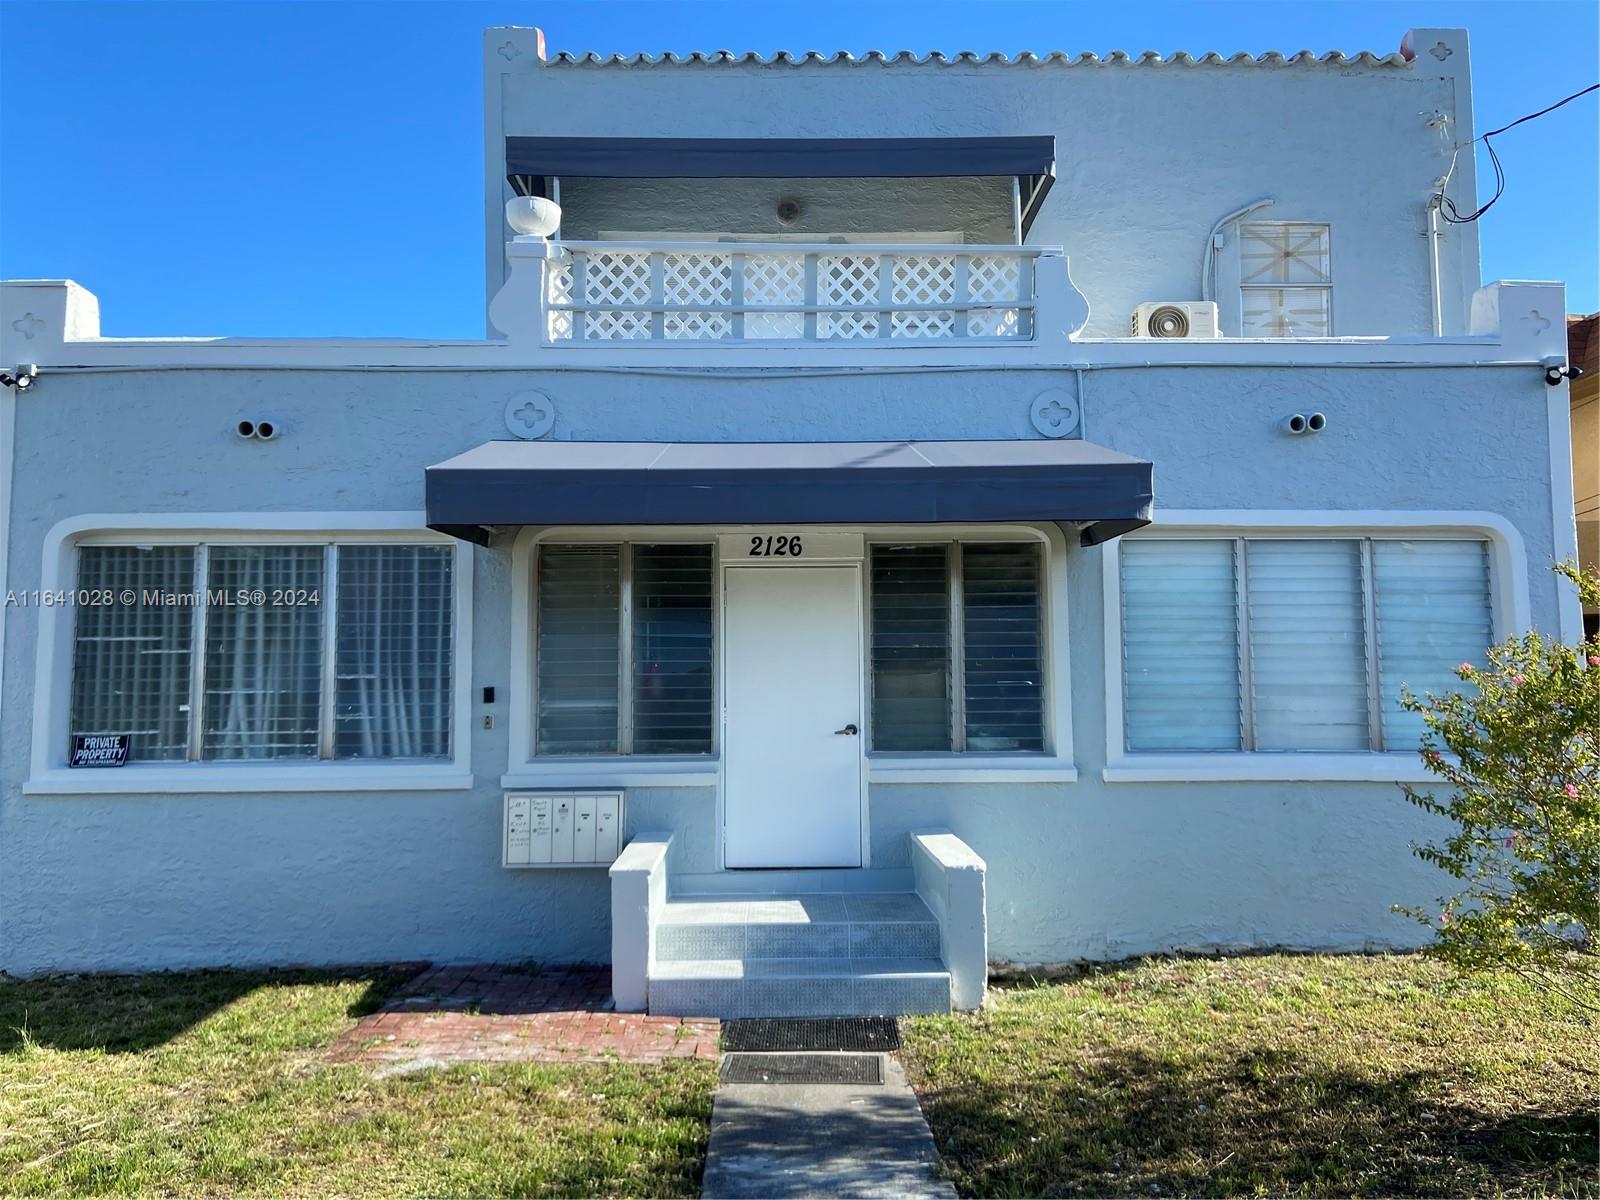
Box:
[1029,388,1081,439]
[11,312,45,340]
[504,390,556,440]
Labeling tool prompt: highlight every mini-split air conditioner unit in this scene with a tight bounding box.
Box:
[1130,301,1222,338]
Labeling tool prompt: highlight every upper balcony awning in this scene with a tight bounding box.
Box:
[425,438,1151,547]
[505,136,1056,236]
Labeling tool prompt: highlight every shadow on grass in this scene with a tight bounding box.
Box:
[0,964,415,1055]
[498,1082,715,1200]
[917,1043,1596,1198]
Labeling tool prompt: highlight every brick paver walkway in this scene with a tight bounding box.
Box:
[328,964,720,1067]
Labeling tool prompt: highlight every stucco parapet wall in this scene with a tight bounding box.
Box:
[1,280,1566,370]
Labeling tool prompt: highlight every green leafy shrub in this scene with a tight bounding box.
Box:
[1398,561,1599,1004]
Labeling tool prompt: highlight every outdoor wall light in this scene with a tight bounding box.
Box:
[0,364,37,391]
[506,196,562,238]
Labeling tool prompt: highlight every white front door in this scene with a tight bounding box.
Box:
[723,564,864,868]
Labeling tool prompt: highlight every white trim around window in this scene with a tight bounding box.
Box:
[1099,510,1530,783]
[24,512,474,795]
[505,524,1077,788]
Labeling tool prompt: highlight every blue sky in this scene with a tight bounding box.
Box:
[1,1,1595,338]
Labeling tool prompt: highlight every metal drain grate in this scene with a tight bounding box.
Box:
[722,1017,902,1053]
[720,1053,883,1085]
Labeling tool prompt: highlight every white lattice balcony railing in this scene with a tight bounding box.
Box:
[539,242,1044,344]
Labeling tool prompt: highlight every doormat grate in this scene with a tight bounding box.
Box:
[721,1017,901,1053]
[721,1053,883,1085]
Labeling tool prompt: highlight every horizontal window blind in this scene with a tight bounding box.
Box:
[1373,540,1492,747]
[962,543,1044,752]
[70,546,197,763]
[1246,540,1370,752]
[202,546,325,761]
[1120,535,1493,755]
[869,541,1045,753]
[632,544,714,755]
[869,545,952,752]
[335,545,454,760]
[1120,539,1241,752]
[536,545,621,755]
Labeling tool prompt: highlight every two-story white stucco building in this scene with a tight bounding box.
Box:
[0,24,1582,1018]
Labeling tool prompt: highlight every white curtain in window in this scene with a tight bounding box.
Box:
[1121,540,1242,751]
[202,546,324,760]
[1373,540,1492,747]
[334,545,453,759]
[1246,540,1370,751]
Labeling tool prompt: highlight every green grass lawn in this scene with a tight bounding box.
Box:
[903,954,1598,1198]
[0,967,715,1197]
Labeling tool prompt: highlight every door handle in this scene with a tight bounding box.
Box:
[834,723,859,736]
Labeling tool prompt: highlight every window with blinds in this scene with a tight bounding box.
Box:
[869,542,1045,753]
[1239,223,1332,337]
[1120,536,1492,753]
[534,543,714,757]
[535,545,621,755]
[632,544,714,755]
[68,541,455,763]
[1121,539,1241,752]
[869,546,951,751]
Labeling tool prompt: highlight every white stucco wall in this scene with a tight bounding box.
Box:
[483,27,1481,340]
[0,358,1565,974]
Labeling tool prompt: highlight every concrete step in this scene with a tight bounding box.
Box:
[672,868,915,895]
[649,957,951,1019]
[655,893,941,962]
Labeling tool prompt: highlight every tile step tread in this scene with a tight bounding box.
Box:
[659,891,934,925]
[651,957,948,982]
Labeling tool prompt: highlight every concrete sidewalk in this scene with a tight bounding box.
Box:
[701,1053,956,1199]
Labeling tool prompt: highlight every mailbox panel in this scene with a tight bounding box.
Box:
[503,791,625,868]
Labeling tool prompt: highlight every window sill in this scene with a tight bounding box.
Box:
[502,758,719,789]
[868,755,1078,784]
[23,763,475,796]
[1102,754,1438,783]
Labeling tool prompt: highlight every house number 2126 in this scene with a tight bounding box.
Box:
[749,535,802,557]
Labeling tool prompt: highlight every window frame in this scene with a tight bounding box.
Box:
[507,525,1077,788]
[26,513,473,795]
[531,539,720,760]
[1101,511,1529,783]
[867,539,1048,755]
[1236,221,1334,338]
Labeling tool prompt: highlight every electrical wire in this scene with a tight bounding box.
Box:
[1438,82,1598,224]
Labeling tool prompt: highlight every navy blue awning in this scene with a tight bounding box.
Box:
[506,136,1056,236]
[426,439,1151,547]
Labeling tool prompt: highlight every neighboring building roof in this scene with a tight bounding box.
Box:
[1569,312,1599,375]
[549,48,1410,68]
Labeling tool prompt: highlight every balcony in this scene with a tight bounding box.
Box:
[491,237,1090,358]
[544,242,1040,343]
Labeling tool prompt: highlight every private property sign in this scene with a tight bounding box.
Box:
[70,734,129,767]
